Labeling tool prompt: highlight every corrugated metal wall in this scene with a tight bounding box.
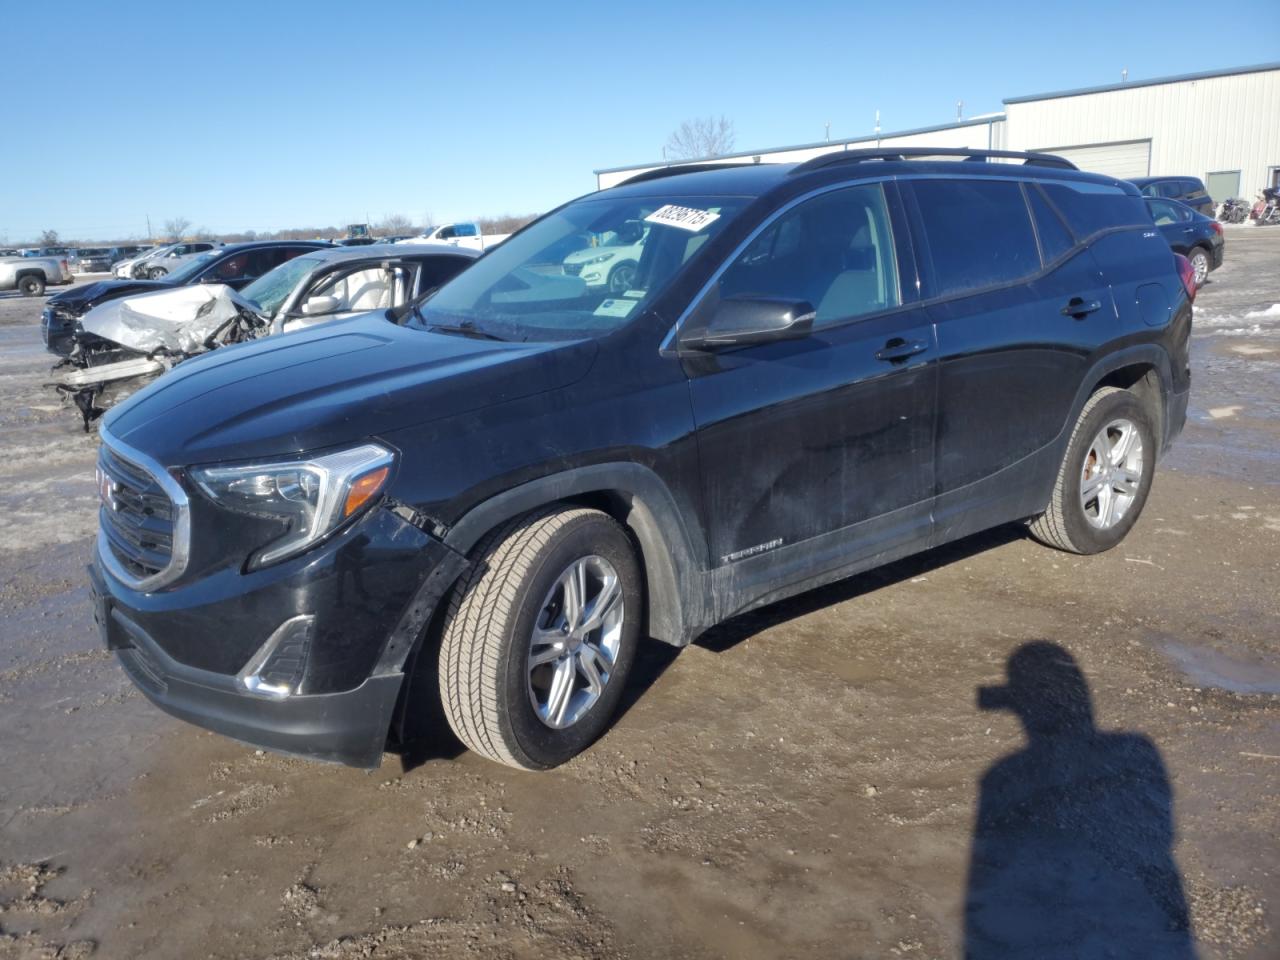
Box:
[1005,68,1280,197]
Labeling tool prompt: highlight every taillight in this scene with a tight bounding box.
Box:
[1174,254,1196,301]
[1210,220,1223,236]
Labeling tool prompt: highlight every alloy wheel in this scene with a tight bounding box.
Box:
[527,555,624,729]
[1079,418,1144,530]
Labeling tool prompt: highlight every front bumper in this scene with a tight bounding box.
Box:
[91,503,467,767]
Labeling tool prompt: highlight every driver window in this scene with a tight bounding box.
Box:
[305,267,393,314]
[717,183,900,327]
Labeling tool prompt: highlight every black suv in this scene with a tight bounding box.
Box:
[1129,176,1214,217]
[90,150,1193,770]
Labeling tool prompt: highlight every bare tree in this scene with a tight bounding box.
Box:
[39,229,60,246]
[477,213,539,235]
[163,217,192,241]
[375,214,415,237]
[193,225,218,241]
[664,116,736,160]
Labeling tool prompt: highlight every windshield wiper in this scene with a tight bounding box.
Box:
[424,318,507,342]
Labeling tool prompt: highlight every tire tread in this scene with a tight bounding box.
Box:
[1029,386,1126,554]
[438,507,604,769]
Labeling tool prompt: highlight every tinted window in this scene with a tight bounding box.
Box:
[1158,181,1183,199]
[1040,182,1150,239]
[415,254,471,294]
[1028,185,1076,263]
[717,183,900,326]
[1182,178,1205,196]
[911,179,1038,297]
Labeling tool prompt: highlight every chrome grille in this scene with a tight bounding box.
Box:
[97,431,190,592]
[563,262,583,277]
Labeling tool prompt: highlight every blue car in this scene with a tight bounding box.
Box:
[1144,196,1224,286]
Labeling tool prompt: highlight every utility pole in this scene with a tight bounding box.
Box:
[825,121,830,143]
[1121,67,1128,82]
[956,99,964,122]
[145,214,152,241]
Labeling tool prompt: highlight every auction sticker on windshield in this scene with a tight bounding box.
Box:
[644,204,721,232]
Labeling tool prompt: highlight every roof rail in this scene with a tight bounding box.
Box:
[791,147,1077,175]
[616,162,757,187]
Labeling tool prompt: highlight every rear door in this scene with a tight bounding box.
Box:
[1145,198,1191,254]
[904,177,1113,536]
[682,181,936,569]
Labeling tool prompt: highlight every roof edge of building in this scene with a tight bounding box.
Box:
[593,114,1006,176]
[1003,61,1280,105]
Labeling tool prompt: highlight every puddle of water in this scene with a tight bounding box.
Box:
[1161,641,1280,695]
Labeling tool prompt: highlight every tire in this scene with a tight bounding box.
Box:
[17,274,45,297]
[147,267,167,280]
[1029,386,1157,555]
[438,507,642,770]
[607,261,638,296]
[1188,247,1210,287]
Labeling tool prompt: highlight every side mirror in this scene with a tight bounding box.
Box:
[685,296,815,350]
[301,295,341,316]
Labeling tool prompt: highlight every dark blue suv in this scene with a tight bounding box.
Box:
[90,149,1193,770]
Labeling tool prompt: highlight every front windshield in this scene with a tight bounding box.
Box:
[415,194,747,341]
[239,255,323,316]
[164,251,220,284]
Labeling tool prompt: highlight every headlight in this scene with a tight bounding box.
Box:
[191,443,394,570]
[577,252,615,266]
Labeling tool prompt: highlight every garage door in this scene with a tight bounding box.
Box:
[1035,140,1152,179]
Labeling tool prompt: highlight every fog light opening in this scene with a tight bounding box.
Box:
[238,615,315,700]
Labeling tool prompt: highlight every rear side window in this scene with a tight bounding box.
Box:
[910,179,1039,297]
[1040,182,1150,240]
[1027,186,1076,263]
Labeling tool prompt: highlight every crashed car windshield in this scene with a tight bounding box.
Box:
[238,255,323,316]
[414,194,747,341]
[162,250,221,284]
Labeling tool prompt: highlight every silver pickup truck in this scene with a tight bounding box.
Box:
[0,255,72,296]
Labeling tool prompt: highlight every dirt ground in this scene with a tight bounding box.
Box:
[1,233,1277,960]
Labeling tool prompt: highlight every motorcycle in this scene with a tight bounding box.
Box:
[1218,197,1250,224]
[1251,188,1280,225]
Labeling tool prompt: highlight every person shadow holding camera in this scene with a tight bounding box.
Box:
[964,642,1197,959]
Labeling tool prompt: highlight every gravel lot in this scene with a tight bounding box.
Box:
[1,235,1278,960]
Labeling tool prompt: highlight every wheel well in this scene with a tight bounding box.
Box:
[1094,363,1164,454]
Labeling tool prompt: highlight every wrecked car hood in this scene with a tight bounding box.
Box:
[103,313,598,465]
[46,278,169,313]
[79,285,261,354]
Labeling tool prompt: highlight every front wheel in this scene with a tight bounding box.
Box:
[17,274,45,297]
[147,267,167,280]
[607,261,637,296]
[1029,387,1156,554]
[438,507,642,770]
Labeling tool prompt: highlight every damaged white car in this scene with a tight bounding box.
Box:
[50,242,480,428]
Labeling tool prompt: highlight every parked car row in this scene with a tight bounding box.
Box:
[80,148,1196,775]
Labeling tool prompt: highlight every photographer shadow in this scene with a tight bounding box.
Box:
[966,642,1197,959]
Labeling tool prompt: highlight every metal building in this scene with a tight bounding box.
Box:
[595,62,1280,203]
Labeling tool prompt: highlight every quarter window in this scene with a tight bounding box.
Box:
[1027,186,1076,263]
[911,179,1039,297]
[717,183,900,327]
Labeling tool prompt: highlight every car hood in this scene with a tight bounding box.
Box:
[102,313,599,465]
[80,284,255,353]
[562,245,638,264]
[47,279,170,313]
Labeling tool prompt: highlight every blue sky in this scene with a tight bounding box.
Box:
[5,0,1276,242]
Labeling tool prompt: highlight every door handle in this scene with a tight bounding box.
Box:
[1061,297,1103,319]
[875,337,929,363]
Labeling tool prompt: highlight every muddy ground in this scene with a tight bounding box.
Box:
[1,234,1277,960]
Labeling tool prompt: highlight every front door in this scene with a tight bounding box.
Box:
[680,181,937,572]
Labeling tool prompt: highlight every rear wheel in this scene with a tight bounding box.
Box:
[1029,387,1156,555]
[438,507,642,770]
[1188,247,1210,287]
[17,274,44,297]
